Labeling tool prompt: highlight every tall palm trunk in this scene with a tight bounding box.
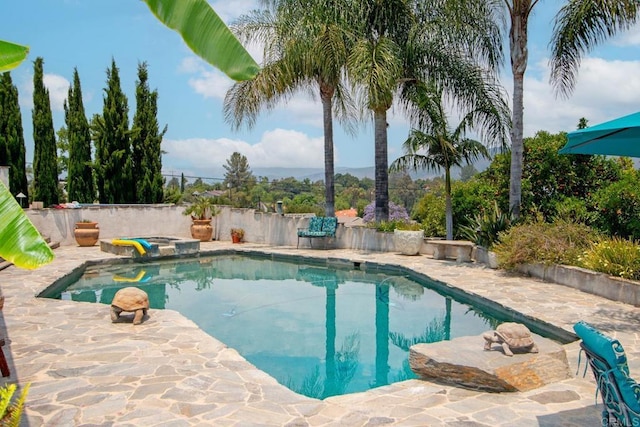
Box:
[445,166,453,240]
[374,109,389,221]
[320,82,336,217]
[508,1,532,218]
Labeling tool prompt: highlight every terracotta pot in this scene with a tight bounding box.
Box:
[74,222,100,247]
[231,234,241,244]
[191,219,213,242]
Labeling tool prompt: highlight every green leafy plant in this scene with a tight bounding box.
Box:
[183,197,218,220]
[459,201,515,249]
[0,383,30,427]
[368,219,422,232]
[578,237,640,280]
[492,220,598,270]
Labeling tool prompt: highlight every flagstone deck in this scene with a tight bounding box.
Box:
[1,242,638,426]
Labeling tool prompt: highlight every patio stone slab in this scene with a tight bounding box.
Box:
[409,334,571,392]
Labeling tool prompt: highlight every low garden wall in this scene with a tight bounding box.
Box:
[24,205,414,252]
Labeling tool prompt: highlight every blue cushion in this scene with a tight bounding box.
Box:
[574,321,629,374]
[308,217,323,233]
[574,321,640,414]
[322,217,337,236]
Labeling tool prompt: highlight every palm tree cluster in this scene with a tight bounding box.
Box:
[224,0,511,223]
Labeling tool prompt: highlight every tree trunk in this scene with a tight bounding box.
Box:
[445,166,453,240]
[509,2,530,218]
[374,109,389,222]
[320,82,335,217]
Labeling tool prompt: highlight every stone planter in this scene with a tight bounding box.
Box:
[74,222,100,247]
[190,219,213,242]
[393,229,424,255]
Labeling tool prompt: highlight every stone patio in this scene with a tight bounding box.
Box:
[1,242,639,426]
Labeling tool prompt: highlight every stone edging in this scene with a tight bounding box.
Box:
[517,263,640,307]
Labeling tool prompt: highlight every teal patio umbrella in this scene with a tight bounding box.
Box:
[560,111,640,157]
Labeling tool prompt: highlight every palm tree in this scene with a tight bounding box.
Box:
[224,0,356,217]
[390,84,499,240]
[503,0,540,219]
[549,0,639,97]
[348,0,504,221]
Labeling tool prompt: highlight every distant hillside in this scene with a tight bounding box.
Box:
[253,158,491,181]
[171,158,492,184]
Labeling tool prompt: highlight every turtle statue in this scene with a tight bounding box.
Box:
[483,322,539,356]
[111,287,149,325]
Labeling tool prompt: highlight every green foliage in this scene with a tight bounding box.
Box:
[223,152,255,190]
[32,57,59,206]
[578,237,640,280]
[451,178,500,235]
[590,170,640,240]
[552,196,593,224]
[0,72,28,199]
[493,220,598,270]
[93,59,134,204]
[368,219,422,232]
[480,131,622,222]
[459,201,514,249]
[0,383,29,426]
[65,68,95,203]
[183,197,218,219]
[163,186,182,204]
[132,62,166,203]
[411,187,446,237]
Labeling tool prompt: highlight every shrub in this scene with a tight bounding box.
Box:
[578,237,640,280]
[411,189,446,237]
[459,201,515,249]
[590,170,640,240]
[362,202,409,223]
[368,219,422,232]
[493,220,598,270]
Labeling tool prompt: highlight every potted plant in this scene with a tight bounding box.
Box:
[392,221,424,256]
[183,197,219,241]
[74,219,100,247]
[230,228,244,244]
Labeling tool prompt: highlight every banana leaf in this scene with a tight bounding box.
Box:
[0,182,54,269]
[143,0,259,81]
[0,40,29,73]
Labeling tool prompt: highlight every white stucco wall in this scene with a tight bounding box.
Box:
[25,204,436,254]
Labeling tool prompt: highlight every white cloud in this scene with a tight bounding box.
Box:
[612,23,640,46]
[188,69,234,100]
[503,57,640,137]
[19,73,70,112]
[162,128,324,174]
[210,0,258,23]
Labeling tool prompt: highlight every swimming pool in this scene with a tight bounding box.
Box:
[40,253,562,399]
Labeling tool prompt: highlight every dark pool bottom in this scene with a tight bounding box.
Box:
[39,250,575,399]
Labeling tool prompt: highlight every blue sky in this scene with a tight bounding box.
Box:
[4,1,640,180]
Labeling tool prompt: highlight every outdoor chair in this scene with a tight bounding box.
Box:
[574,321,640,426]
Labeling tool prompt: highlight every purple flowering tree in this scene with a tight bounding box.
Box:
[363,202,409,223]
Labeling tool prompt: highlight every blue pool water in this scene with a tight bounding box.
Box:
[42,254,508,399]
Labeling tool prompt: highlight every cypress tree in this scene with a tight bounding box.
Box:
[32,57,59,206]
[65,68,94,203]
[95,58,133,204]
[0,73,28,200]
[131,62,166,203]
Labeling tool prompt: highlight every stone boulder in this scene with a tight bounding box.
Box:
[409,334,571,392]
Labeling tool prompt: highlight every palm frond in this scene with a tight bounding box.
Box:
[549,0,639,98]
